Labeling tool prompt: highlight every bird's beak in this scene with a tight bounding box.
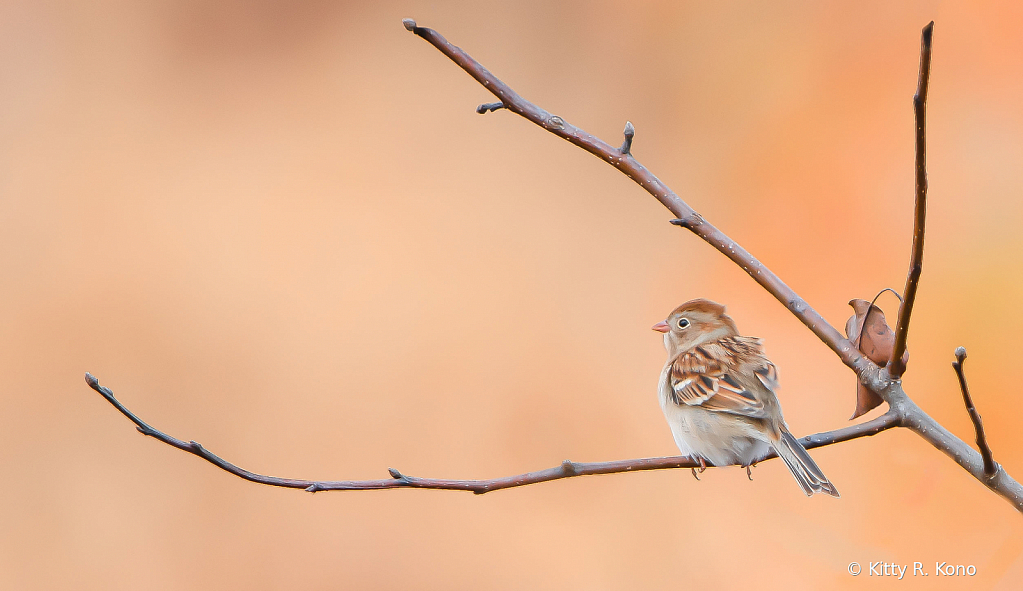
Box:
[651,321,670,333]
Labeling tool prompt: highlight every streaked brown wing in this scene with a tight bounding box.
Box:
[668,337,775,417]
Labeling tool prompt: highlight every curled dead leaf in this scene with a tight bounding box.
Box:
[845,298,910,419]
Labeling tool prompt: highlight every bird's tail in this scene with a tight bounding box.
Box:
[772,429,840,498]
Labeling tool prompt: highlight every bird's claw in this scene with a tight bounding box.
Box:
[691,457,707,480]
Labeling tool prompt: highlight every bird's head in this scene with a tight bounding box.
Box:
[652,298,738,357]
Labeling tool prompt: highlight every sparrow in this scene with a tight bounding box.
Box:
[653,299,839,497]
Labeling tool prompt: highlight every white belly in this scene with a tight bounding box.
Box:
[657,365,772,467]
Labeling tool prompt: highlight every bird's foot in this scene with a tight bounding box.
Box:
[691,457,707,481]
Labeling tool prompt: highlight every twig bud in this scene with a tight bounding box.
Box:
[476,102,505,114]
[620,121,635,154]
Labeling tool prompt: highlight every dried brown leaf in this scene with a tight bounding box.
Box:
[845,299,909,419]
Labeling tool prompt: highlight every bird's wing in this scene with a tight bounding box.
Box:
[668,337,776,417]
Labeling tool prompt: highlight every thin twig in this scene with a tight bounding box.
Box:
[951,347,998,478]
[86,373,898,494]
[399,18,866,375]
[889,21,933,379]
[896,394,1021,511]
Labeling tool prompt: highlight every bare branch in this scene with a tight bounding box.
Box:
[888,21,933,378]
[86,373,898,494]
[83,20,1023,513]
[951,347,998,477]
[402,19,867,375]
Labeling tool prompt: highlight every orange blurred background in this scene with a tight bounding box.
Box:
[1,1,1021,588]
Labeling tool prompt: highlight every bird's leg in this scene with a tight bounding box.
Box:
[691,457,707,481]
[744,460,758,481]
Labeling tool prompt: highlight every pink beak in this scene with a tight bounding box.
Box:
[651,321,670,333]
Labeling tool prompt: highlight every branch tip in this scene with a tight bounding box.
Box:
[955,346,967,364]
[387,467,404,479]
[402,18,417,32]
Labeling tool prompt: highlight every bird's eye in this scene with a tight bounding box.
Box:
[677,318,690,329]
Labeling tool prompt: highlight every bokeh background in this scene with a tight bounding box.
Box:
[2,1,1021,588]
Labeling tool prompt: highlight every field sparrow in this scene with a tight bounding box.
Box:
[653,299,839,497]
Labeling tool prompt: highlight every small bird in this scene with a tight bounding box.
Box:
[653,299,839,497]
